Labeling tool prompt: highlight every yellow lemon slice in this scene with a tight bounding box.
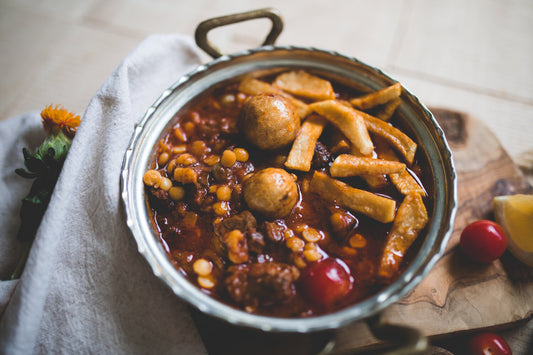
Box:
[493,194,533,266]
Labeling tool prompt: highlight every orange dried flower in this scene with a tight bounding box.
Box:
[12,104,80,279]
[40,104,81,137]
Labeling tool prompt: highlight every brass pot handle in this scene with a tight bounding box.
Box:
[365,314,429,355]
[195,8,284,59]
[317,314,429,355]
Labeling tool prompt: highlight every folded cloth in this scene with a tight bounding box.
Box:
[0,34,207,354]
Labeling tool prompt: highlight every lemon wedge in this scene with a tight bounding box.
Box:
[493,194,533,266]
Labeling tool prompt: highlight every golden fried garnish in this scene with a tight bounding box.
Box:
[308,100,374,156]
[310,171,396,223]
[285,114,327,172]
[328,130,351,155]
[238,77,310,118]
[331,136,388,189]
[362,174,389,189]
[390,170,426,196]
[372,97,401,121]
[379,193,428,278]
[238,76,275,95]
[330,138,351,155]
[350,83,401,110]
[377,144,425,196]
[330,154,406,177]
[273,70,335,101]
[360,110,417,165]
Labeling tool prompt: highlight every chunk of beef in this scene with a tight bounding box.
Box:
[147,187,173,211]
[213,211,265,257]
[311,141,333,170]
[263,221,287,243]
[211,163,230,183]
[215,210,257,234]
[224,262,299,310]
[247,231,265,254]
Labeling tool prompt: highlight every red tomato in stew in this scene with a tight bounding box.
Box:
[467,332,512,355]
[460,220,508,263]
[299,258,354,308]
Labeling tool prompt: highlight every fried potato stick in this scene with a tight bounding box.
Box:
[308,100,374,156]
[330,130,388,188]
[330,138,351,155]
[376,143,425,196]
[350,83,401,110]
[361,173,388,189]
[372,97,401,121]
[238,77,310,118]
[330,154,406,177]
[328,128,351,154]
[348,149,389,189]
[285,114,327,172]
[273,70,335,101]
[359,110,417,165]
[238,76,276,95]
[379,193,428,279]
[310,171,396,223]
[390,170,426,196]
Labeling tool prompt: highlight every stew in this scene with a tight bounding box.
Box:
[143,70,431,317]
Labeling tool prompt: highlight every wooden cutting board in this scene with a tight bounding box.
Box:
[192,108,533,354]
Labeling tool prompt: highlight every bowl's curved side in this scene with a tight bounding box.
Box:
[120,45,457,333]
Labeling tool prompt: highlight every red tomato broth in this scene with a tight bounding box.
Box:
[145,73,433,317]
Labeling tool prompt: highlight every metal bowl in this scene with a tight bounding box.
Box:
[121,9,456,337]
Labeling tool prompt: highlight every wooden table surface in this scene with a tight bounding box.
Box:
[1,0,532,353]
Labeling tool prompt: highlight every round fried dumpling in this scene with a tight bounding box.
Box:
[243,168,298,219]
[239,93,300,150]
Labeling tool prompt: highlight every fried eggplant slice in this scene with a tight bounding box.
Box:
[310,171,396,223]
[308,100,374,156]
[285,114,327,172]
[330,154,406,177]
[273,70,335,101]
[379,193,428,279]
[350,82,401,110]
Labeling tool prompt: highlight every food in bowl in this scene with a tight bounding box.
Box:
[142,70,431,317]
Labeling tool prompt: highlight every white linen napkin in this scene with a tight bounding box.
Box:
[0,34,207,354]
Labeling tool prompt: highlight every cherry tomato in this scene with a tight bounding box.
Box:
[467,332,512,355]
[299,258,354,308]
[460,220,508,263]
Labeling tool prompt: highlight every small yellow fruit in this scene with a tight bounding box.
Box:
[493,194,533,267]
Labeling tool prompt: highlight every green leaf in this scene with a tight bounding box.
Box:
[15,168,37,179]
[43,147,57,165]
[24,155,46,173]
[22,147,32,160]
